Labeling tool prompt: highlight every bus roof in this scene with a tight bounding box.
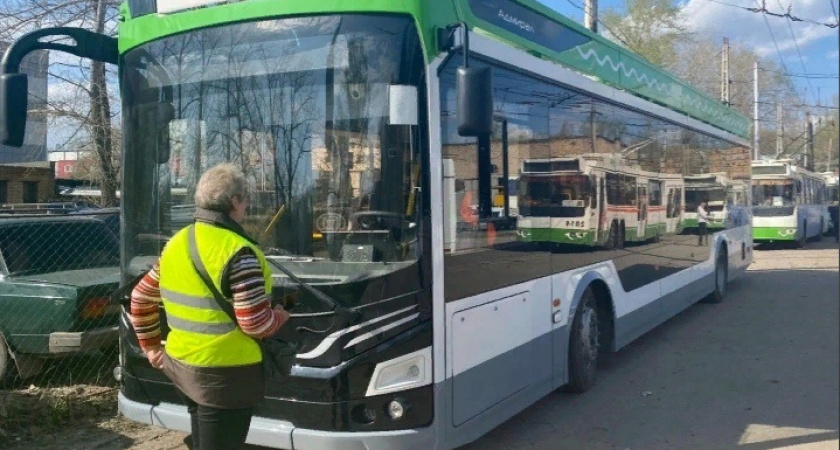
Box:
[751,160,826,180]
[118,0,749,140]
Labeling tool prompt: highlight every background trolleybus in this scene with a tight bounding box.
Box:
[751,159,828,246]
[0,0,753,448]
[514,154,684,248]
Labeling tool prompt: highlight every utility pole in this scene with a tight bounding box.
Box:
[584,0,598,33]
[776,103,783,157]
[753,61,759,160]
[721,38,730,106]
[806,111,814,171]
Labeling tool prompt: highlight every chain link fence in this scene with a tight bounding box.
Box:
[0,204,122,441]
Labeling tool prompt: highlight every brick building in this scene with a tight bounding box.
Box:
[0,162,56,204]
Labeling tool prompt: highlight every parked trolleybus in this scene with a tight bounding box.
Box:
[822,172,839,235]
[683,173,729,230]
[751,159,827,245]
[0,0,753,448]
[515,154,684,248]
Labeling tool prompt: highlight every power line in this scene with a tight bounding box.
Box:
[775,0,818,106]
[830,0,839,23]
[704,0,839,28]
[756,100,840,110]
[752,0,795,106]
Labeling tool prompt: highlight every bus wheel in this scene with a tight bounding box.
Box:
[796,222,807,248]
[702,250,728,304]
[617,223,626,249]
[604,223,617,250]
[567,288,599,393]
[814,221,824,242]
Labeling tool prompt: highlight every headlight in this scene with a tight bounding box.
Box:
[366,347,431,397]
[387,399,408,420]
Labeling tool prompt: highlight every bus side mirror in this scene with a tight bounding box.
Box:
[0,73,29,147]
[457,66,493,137]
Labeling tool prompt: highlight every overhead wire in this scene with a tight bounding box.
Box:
[704,0,839,28]
[775,0,818,106]
[752,0,793,82]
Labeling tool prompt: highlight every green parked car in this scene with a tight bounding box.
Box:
[0,215,121,380]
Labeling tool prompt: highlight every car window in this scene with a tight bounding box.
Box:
[0,220,120,276]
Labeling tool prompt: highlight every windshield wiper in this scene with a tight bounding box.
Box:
[267,258,360,323]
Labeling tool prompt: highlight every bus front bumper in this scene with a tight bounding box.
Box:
[118,392,432,450]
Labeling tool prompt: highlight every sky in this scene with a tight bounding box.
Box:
[539,0,840,109]
[32,0,839,150]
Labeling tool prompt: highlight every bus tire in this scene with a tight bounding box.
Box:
[618,222,626,249]
[566,288,599,393]
[814,221,824,242]
[604,223,617,250]
[796,222,807,248]
[702,249,728,304]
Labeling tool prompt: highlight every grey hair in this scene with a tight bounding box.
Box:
[194,163,247,213]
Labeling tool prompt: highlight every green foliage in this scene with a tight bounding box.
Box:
[600,0,694,70]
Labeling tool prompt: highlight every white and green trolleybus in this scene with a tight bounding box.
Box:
[752,159,828,245]
[683,173,751,231]
[515,154,684,248]
[1,0,753,448]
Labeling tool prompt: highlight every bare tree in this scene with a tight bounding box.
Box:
[0,0,121,206]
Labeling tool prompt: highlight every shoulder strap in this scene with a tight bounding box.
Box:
[188,225,237,323]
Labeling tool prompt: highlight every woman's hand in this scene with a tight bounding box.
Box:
[273,304,291,327]
[145,346,165,369]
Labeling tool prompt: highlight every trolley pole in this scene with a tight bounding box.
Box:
[721,38,730,106]
[806,111,814,171]
[753,61,759,160]
[776,103,783,158]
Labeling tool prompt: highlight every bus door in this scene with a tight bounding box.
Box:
[665,186,676,233]
[637,183,648,238]
[596,175,606,242]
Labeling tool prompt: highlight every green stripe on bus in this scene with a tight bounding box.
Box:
[753,227,798,241]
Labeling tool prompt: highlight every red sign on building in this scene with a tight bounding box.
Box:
[55,160,77,179]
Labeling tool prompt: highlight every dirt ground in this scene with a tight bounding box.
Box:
[2,240,837,450]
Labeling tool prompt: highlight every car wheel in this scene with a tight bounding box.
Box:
[702,249,728,304]
[566,288,599,393]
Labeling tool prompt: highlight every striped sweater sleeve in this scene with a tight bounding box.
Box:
[129,262,163,351]
[227,248,287,339]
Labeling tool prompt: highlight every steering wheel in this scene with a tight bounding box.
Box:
[351,211,404,231]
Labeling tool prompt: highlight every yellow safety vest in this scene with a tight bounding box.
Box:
[158,222,272,367]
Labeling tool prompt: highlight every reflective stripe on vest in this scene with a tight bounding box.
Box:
[166,315,236,335]
[158,222,272,368]
[160,288,224,311]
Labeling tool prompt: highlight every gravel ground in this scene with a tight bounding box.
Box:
[3,240,837,450]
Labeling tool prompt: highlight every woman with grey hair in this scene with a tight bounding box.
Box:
[130,163,290,450]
